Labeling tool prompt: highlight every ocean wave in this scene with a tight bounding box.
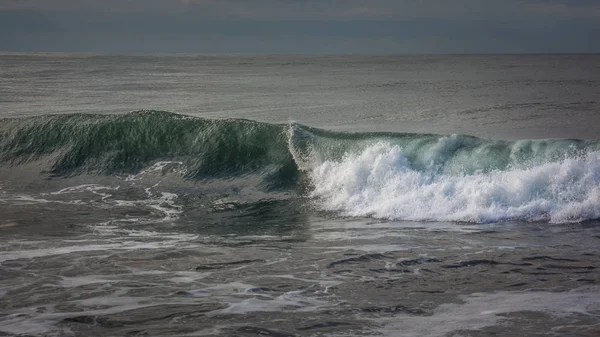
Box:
[0,110,297,189]
[1,110,600,223]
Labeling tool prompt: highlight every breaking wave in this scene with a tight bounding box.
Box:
[1,110,600,224]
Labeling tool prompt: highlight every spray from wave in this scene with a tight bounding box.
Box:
[1,110,599,224]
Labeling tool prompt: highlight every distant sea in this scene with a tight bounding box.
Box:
[1,53,599,337]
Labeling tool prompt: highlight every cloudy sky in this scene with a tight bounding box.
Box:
[1,0,599,53]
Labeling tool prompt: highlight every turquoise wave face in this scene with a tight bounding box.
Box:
[291,123,600,175]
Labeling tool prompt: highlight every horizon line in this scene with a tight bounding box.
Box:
[1,51,600,57]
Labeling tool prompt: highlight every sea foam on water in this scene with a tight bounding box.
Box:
[308,141,600,223]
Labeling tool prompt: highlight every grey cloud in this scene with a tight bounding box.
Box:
[3,0,597,19]
[0,0,599,53]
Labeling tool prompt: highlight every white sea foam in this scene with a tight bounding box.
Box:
[0,235,198,263]
[125,161,186,181]
[46,184,118,199]
[215,292,330,315]
[112,190,182,221]
[308,142,600,223]
[370,286,600,337]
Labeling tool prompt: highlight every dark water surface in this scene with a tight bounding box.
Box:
[0,54,599,336]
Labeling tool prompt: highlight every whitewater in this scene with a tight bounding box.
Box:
[307,140,600,223]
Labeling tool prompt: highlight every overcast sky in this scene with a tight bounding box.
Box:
[1,0,599,53]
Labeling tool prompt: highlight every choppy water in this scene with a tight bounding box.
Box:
[1,54,599,337]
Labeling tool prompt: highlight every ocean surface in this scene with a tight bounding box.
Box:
[1,53,600,337]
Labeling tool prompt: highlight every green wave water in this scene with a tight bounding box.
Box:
[0,111,296,186]
[1,110,598,179]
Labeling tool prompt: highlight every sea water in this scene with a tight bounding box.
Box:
[0,54,599,336]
